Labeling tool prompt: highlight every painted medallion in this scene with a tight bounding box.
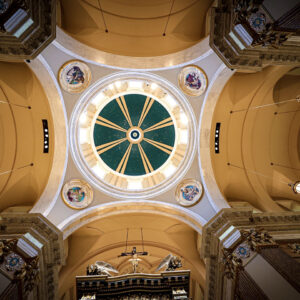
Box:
[5,253,24,272]
[58,60,91,94]
[61,179,93,209]
[176,179,203,207]
[248,12,267,33]
[178,65,207,97]
[93,93,175,176]
[234,243,251,259]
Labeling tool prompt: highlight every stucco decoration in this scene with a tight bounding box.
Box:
[61,179,93,209]
[176,179,203,207]
[178,65,208,96]
[58,60,91,94]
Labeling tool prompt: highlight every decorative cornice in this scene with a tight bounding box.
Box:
[210,0,300,69]
[0,213,64,300]
[201,208,300,300]
[241,228,278,251]
[0,0,56,60]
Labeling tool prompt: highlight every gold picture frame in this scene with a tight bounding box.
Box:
[178,65,208,97]
[58,60,92,94]
[61,179,93,210]
[175,178,203,207]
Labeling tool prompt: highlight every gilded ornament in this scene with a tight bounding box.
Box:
[61,179,93,209]
[176,179,203,207]
[58,60,91,94]
[178,65,208,96]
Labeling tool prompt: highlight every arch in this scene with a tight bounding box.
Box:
[209,65,297,212]
[59,240,205,287]
[198,63,233,211]
[53,27,212,71]
[29,56,68,216]
[58,200,207,239]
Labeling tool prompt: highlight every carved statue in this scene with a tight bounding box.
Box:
[86,261,118,276]
[156,254,182,272]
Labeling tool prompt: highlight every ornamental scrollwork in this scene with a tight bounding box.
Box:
[233,0,289,48]
[288,243,300,255]
[241,228,277,251]
[0,239,39,295]
[222,249,243,279]
[234,0,264,21]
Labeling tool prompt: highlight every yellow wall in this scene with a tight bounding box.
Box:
[0,62,54,211]
[211,66,300,212]
[59,0,213,56]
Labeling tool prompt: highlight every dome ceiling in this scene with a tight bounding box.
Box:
[0,62,54,211]
[59,0,213,56]
[211,66,300,212]
[93,93,175,176]
[70,73,196,199]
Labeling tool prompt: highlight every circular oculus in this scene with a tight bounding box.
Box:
[70,73,196,199]
[93,93,175,176]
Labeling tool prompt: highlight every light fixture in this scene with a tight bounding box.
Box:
[42,119,49,153]
[292,181,300,194]
[214,122,221,153]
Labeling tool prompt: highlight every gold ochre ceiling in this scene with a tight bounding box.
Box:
[59,0,213,56]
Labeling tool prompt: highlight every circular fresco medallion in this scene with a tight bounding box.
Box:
[176,179,203,207]
[61,179,93,209]
[248,12,267,33]
[178,65,207,97]
[58,60,91,94]
[5,253,24,272]
[70,72,196,199]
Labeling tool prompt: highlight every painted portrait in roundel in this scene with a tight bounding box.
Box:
[181,185,200,202]
[67,187,85,203]
[176,179,203,207]
[58,60,91,94]
[66,66,85,85]
[178,65,208,97]
[61,179,93,209]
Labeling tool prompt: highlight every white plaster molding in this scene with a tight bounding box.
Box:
[69,71,197,199]
[53,27,213,71]
[29,55,69,216]
[198,64,233,212]
[58,200,207,239]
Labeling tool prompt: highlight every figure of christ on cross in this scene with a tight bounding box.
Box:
[119,247,148,273]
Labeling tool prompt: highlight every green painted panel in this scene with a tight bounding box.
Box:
[140,140,170,170]
[100,99,130,130]
[125,94,146,127]
[93,125,126,146]
[100,140,130,171]
[144,126,175,147]
[124,144,145,176]
[140,101,171,130]
[92,93,176,176]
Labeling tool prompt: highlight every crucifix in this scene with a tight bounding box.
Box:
[119,229,148,273]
